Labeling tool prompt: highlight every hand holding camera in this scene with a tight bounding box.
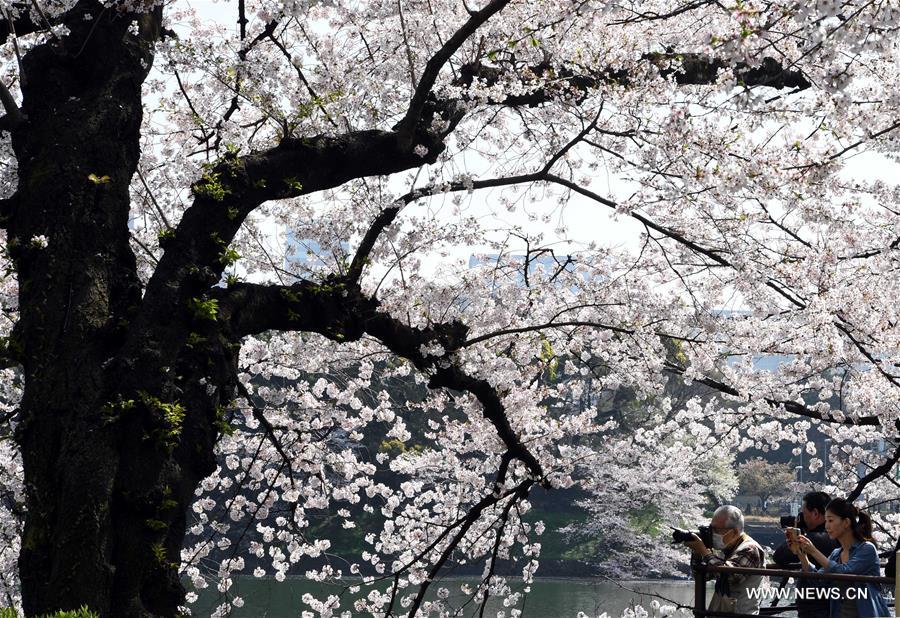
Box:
[672,525,713,556]
[672,525,713,547]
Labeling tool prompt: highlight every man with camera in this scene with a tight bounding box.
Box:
[680,505,766,614]
[773,491,839,618]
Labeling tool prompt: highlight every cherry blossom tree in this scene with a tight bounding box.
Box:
[737,457,795,512]
[0,0,898,616]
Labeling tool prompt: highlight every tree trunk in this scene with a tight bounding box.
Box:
[6,7,223,616]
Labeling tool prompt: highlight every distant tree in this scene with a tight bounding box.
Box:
[738,458,797,513]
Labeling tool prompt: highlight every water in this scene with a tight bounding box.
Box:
[192,577,706,617]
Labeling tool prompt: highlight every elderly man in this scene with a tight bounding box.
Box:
[685,505,767,614]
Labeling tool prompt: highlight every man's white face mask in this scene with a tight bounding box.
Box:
[712,532,727,549]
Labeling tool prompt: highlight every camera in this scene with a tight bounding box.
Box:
[780,512,805,531]
[672,525,713,548]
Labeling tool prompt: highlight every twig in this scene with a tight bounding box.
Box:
[397,0,418,90]
[0,79,23,128]
[236,380,295,487]
[136,167,172,230]
[0,6,26,89]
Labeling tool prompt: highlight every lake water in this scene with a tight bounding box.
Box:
[192,578,707,616]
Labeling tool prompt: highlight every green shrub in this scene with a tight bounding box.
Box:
[48,609,99,618]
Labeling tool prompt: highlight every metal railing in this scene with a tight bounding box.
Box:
[691,563,897,618]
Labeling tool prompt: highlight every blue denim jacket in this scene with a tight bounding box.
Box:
[814,541,891,618]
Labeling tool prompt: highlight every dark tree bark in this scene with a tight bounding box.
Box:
[2,4,465,614]
[6,3,209,616]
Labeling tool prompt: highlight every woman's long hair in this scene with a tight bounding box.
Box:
[826,498,874,542]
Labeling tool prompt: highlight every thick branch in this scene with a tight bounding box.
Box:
[847,440,900,502]
[213,280,546,480]
[660,53,811,90]
[212,280,376,342]
[457,54,810,107]
[130,126,459,361]
[395,0,511,144]
[365,309,543,478]
[0,80,23,129]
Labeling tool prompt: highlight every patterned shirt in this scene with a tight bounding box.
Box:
[703,533,766,589]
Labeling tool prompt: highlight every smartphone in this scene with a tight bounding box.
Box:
[786,527,800,542]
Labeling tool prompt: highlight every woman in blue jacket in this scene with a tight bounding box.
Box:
[795,498,891,618]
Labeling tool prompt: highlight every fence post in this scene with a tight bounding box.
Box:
[694,562,706,617]
[895,549,899,612]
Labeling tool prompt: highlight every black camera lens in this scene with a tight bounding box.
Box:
[672,528,693,543]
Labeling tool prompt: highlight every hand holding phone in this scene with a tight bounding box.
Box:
[786,527,801,554]
[794,534,814,555]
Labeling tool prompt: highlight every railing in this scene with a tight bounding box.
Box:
[691,563,897,618]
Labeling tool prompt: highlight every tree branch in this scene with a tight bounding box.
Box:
[348,115,601,282]
[395,0,512,146]
[456,53,810,108]
[544,173,809,309]
[268,139,890,441]
[0,5,41,44]
[235,380,295,487]
[203,19,279,153]
[0,79,23,129]
[346,171,544,282]
[405,480,531,618]
[847,440,900,502]
[129,127,457,363]
[662,361,882,427]
[264,23,338,128]
[608,0,718,25]
[661,53,811,90]
[834,320,900,390]
[212,280,547,481]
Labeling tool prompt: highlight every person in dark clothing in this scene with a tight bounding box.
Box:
[774,492,837,565]
[773,491,839,618]
[886,535,899,579]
